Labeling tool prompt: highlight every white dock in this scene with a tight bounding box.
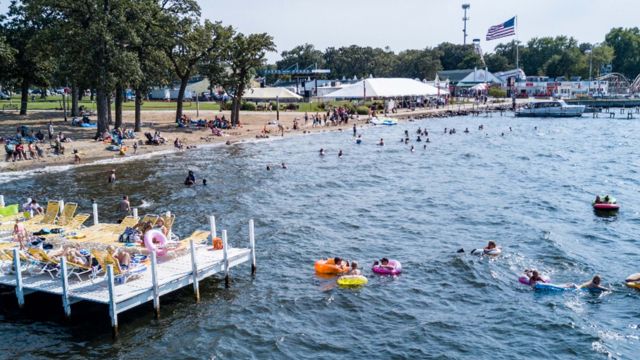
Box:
[0,219,257,336]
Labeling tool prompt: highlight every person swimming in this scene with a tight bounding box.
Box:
[578,275,609,291]
[484,240,497,251]
[525,269,546,286]
[266,165,271,171]
[338,150,343,158]
[404,138,409,144]
[417,136,422,142]
[184,170,195,186]
[356,135,362,144]
[348,261,361,275]
[378,138,384,146]
[426,138,430,143]
[281,162,287,169]
[464,128,469,133]
[410,145,415,152]
[319,148,325,156]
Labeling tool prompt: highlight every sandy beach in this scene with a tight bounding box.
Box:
[0,101,511,173]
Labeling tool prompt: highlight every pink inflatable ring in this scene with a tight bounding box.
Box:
[144,229,168,256]
[372,260,402,275]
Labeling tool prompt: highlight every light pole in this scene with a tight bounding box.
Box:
[462,4,470,45]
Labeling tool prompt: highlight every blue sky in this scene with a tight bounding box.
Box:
[2,0,638,62]
[201,0,639,62]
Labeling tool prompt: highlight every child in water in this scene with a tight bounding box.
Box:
[348,261,361,275]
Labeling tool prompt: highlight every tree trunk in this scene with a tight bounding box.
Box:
[134,88,142,132]
[19,79,29,115]
[96,88,109,137]
[115,85,123,129]
[71,84,79,116]
[107,94,113,125]
[175,74,189,122]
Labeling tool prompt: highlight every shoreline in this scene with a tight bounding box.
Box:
[0,101,514,179]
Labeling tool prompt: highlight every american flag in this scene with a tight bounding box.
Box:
[486,17,516,41]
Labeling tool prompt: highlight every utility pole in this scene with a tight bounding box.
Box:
[462,4,470,45]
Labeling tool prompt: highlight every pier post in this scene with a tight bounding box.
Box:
[189,240,200,302]
[132,208,138,220]
[166,211,172,240]
[107,265,118,338]
[0,195,4,207]
[249,219,256,275]
[60,257,71,318]
[150,250,160,318]
[59,200,64,217]
[13,249,24,308]
[222,230,230,288]
[209,215,217,239]
[92,202,99,225]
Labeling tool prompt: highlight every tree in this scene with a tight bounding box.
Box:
[163,16,229,122]
[2,0,54,115]
[435,42,480,69]
[521,36,578,76]
[217,32,275,127]
[605,27,640,78]
[394,48,442,79]
[276,43,325,70]
[483,53,510,72]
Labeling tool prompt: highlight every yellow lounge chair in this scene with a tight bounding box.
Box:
[139,214,159,227]
[21,200,60,226]
[56,203,78,226]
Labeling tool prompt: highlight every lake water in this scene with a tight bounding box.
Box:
[1,114,639,359]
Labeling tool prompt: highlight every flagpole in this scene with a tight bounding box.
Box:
[515,16,519,70]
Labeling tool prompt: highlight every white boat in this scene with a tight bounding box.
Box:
[370,117,398,125]
[515,100,585,118]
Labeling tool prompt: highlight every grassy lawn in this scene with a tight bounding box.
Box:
[0,96,221,111]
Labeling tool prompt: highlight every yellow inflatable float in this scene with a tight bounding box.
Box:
[337,275,368,287]
[625,273,640,289]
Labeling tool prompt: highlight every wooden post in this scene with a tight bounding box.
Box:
[132,208,138,220]
[151,250,160,318]
[166,211,172,240]
[92,202,99,225]
[107,265,118,338]
[249,219,256,275]
[13,249,24,308]
[189,240,200,302]
[0,195,4,208]
[59,200,64,217]
[60,257,71,318]
[209,215,217,239]
[222,230,230,288]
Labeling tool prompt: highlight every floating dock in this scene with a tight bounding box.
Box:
[0,212,256,337]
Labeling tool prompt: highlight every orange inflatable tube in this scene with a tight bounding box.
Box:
[314,258,350,275]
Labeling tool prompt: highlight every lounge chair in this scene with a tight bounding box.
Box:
[65,256,100,282]
[22,200,60,226]
[56,202,78,226]
[26,248,60,278]
[49,213,91,232]
[93,249,146,284]
[139,214,159,227]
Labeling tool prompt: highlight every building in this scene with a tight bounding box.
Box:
[437,68,503,96]
[514,77,609,98]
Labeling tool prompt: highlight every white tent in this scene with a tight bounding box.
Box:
[243,87,302,101]
[323,78,447,99]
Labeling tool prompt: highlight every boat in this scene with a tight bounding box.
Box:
[515,100,585,118]
[370,117,398,126]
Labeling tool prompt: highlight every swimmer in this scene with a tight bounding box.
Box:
[356,135,362,144]
[379,257,393,270]
[338,150,343,158]
[426,138,430,143]
[281,162,287,169]
[479,124,484,130]
[404,138,409,144]
[410,145,415,152]
[378,138,384,146]
[464,128,469,133]
[444,127,447,134]
[484,240,497,251]
[417,136,422,142]
[578,275,609,291]
[266,165,271,171]
[501,132,504,136]
[203,179,207,186]
[525,269,546,286]
[108,169,116,183]
[509,126,512,132]
[348,261,361,275]
[184,170,195,186]
[319,148,325,156]
[404,130,409,137]
[423,144,427,150]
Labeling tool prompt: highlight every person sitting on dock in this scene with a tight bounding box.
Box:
[154,218,169,237]
[107,245,131,269]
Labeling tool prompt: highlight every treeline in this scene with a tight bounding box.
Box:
[0,0,275,134]
[274,27,640,82]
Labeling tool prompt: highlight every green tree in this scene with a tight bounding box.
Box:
[276,43,325,70]
[605,27,640,78]
[521,36,578,76]
[483,53,510,72]
[394,48,442,79]
[2,0,54,115]
[217,32,275,127]
[435,42,480,69]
